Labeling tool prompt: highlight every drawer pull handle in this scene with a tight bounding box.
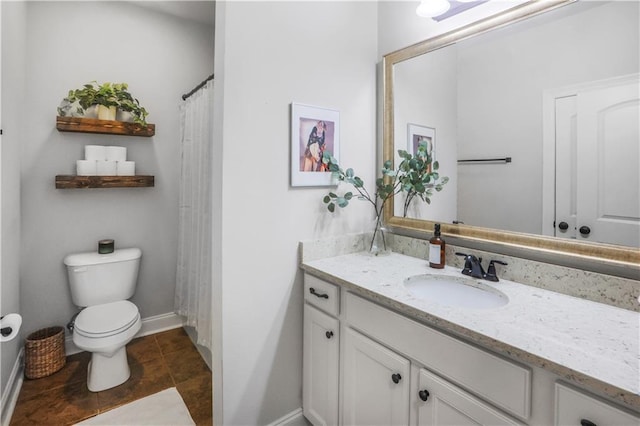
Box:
[418,390,430,402]
[580,420,597,426]
[391,373,402,384]
[309,288,329,299]
[325,331,334,339]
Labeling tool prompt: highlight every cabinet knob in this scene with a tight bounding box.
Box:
[309,288,329,299]
[391,373,402,384]
[418,389,430,402]
[580,420,597,426]
[579,225,591,236]
[325,331,334,339]
[558,221,569,230]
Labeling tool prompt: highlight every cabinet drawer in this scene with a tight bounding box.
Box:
[345,292,531,420]
[555,382,640,425]
[304,274,340,316]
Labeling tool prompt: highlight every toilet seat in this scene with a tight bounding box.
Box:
[75,300,140,338]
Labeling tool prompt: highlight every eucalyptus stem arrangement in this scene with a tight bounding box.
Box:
[322,140,449,253]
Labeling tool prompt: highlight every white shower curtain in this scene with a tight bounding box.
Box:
[175,79,213,351]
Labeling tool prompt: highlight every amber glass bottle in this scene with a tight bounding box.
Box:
[429,223,445,269]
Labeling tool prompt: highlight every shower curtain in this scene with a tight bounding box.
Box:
[175,79,213,351]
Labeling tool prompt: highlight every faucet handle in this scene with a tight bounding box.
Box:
[485,260,508,282]
[455,252,472,275]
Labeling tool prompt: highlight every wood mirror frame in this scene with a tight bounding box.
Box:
[382,0,640,277]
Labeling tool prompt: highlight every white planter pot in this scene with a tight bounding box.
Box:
[84,105,99,119]
[58,99,83,117]
[116,110,135,123]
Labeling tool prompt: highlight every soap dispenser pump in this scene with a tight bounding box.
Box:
[429,223,445,269]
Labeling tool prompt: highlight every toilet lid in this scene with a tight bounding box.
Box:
[75,300,139,338]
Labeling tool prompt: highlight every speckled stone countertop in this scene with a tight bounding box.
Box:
[301,251,640,411]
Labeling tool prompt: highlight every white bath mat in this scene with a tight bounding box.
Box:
[75,387,195,425]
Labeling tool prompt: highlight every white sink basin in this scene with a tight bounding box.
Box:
[403,274,509,309]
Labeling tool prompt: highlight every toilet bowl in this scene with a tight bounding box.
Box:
[72,300,142,392]
[64,247,143,392]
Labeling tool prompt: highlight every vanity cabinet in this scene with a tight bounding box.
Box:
[303,275,340,426]
[344,291,531,421]
[303,273,528,426]
[302,273,639,426]
[554,383,640,426]
[342,329,518,426]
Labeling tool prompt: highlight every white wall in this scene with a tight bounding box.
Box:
[19,1,213,338]
[1,0,26,401]
[214,2,378,424]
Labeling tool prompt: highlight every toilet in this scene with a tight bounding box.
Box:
[64,247,142,392]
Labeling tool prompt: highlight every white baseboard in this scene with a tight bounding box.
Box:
[267,408,310,426]
[1,349,24,426]
[66,311,185,355]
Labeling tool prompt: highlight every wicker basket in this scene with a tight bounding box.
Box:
[24,326,66,379]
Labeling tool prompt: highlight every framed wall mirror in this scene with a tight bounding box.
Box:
[383,0,640,275]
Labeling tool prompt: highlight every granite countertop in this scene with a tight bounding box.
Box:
[301,251,640,410]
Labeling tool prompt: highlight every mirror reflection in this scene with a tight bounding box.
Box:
[391,0,639,249]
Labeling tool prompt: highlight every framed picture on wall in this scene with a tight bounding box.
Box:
[407,123,435,158]
[291,103,340,187]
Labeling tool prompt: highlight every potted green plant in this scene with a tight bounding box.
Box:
[57,83,97,118]
[57,81,149,127]
[321,140,449,254]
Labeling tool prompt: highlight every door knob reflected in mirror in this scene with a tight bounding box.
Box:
[579,225,591,236]
[558,221,569,230]
[391,373,402,384]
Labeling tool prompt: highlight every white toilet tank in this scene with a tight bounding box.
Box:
[64,248,142,307]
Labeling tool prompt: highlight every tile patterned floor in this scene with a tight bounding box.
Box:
[10,327,212,426]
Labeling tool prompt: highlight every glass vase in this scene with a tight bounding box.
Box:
[368,217,390,256]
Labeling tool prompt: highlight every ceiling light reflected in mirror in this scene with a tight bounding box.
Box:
[416,0,488,21]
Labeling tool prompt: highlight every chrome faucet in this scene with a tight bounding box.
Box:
[455,252,508,281]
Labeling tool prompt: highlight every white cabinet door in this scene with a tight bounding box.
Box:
[555,383,640,426]
[303,304,340,426]
[416,368,521,426]
[343,328,411,426]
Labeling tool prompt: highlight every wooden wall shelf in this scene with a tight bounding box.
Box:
[55,175,155,189]
[56,116,155,137]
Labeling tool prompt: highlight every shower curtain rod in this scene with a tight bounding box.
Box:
[182,73,214,101]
